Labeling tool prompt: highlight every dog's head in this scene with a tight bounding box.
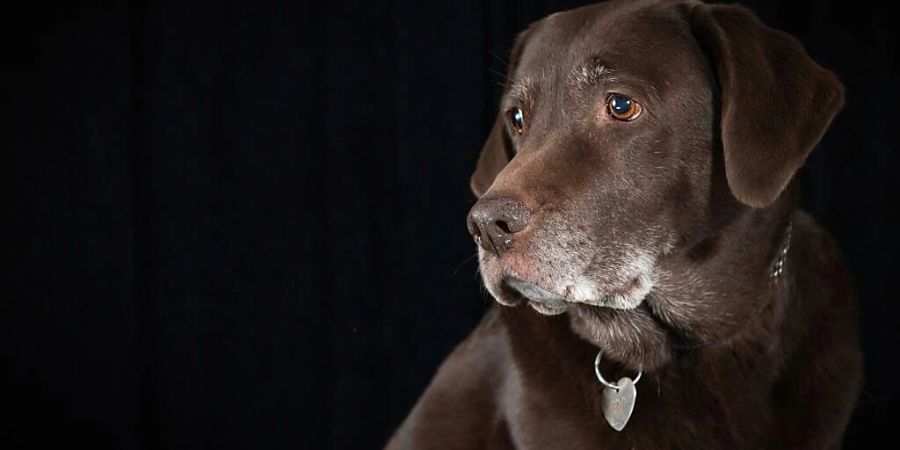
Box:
[467,0,843,370]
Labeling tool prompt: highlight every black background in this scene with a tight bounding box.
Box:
[2,0,897,448]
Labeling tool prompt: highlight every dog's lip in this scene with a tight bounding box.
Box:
[505,277,568,304]
[501,277,570,315]
[498,270,647,311]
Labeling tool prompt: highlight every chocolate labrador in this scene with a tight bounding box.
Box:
[388,0,862,448]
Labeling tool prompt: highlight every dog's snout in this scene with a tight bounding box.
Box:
[467,197,532,254]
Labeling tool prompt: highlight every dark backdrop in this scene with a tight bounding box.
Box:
[2,0,897,448]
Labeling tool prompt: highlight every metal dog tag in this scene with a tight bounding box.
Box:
[602,377,636,431]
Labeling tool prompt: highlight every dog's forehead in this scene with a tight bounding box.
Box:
[512,0,697,93]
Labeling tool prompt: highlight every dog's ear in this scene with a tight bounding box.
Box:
[689,3,844,208]
[470,29,533,198]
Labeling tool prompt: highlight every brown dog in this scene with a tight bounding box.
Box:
[388,0,862,448]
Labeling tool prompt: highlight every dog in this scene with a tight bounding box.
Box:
[387,0,862,448]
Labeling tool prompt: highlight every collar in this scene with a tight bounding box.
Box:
[770,219,793,279]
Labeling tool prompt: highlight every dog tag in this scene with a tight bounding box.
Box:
[602,377,636,431]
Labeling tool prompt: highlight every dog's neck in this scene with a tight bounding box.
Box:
[650,189,799,351]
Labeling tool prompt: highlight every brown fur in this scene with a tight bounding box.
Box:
[388,1,862,448]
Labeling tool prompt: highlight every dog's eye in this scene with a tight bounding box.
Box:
[508,107,525,134]
[607,94,642,121]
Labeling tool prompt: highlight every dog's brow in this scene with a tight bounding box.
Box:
[506,77,535,105]
[570,58,617,89]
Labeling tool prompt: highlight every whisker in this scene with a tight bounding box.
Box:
[488,50,508,68]
[487,67,509,81]
[453,252,479,276]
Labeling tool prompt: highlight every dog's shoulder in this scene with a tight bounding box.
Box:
[789,208,860,351]
[792,209,855,308]
[793,210,843,268]
[772,209,863,448]
[386,305,515,449]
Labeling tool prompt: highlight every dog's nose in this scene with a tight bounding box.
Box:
[467,197,532,254]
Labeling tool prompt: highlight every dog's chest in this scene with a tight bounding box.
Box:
[499,370,772,450]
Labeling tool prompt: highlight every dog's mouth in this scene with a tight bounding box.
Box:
[502,277,571,315]
[477,245,683,370]
[484,254,675,370]
[498,273,651,316]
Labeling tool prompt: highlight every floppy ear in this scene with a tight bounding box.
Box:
[689,3,845,208]
[470,29,534,198]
